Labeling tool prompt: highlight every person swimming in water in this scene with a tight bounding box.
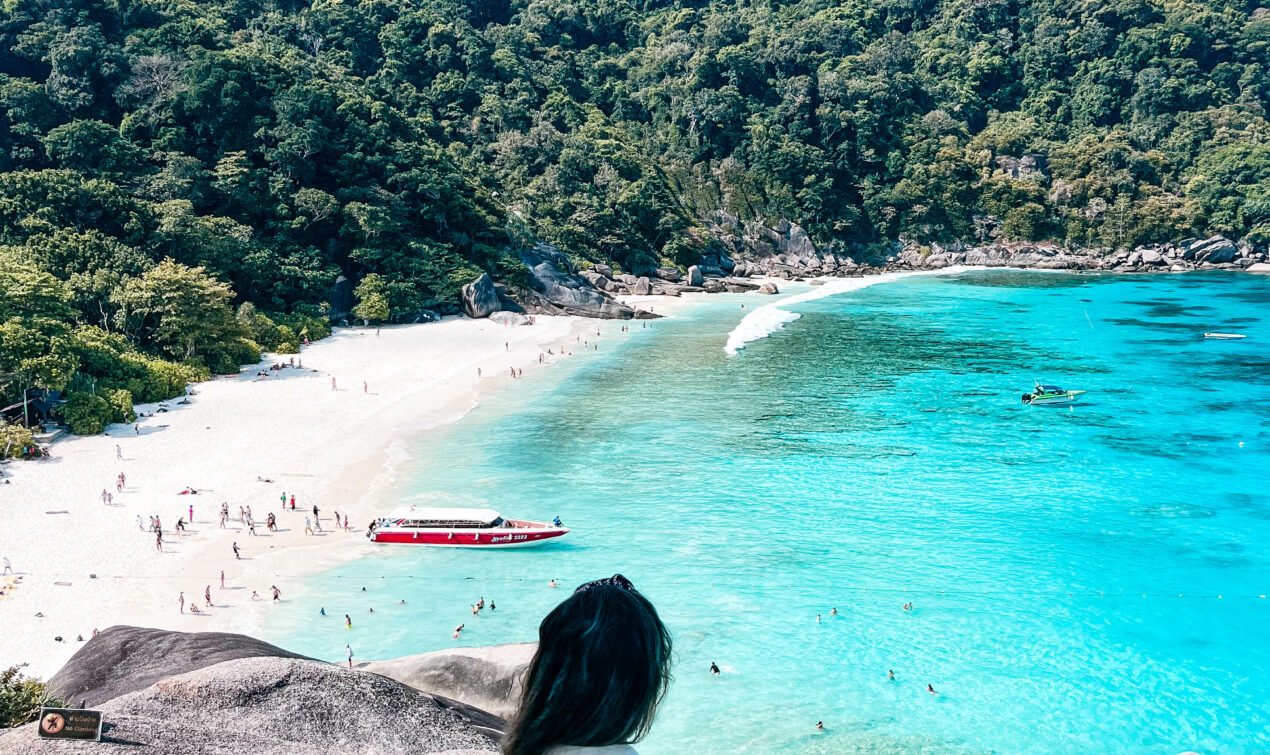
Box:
[830,607,838,616]
[927,684,936,694]
[710,662,720,676]
[816,721,824,731]
[888,669,895,680]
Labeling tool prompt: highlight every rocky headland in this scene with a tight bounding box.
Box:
[456,219,1270,323]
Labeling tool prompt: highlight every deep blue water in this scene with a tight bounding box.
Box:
[267,271,1270,753]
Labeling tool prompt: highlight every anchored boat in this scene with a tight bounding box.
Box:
[1204,332,1246,340]
[1022,383,1086,405]
[366,506,568,548]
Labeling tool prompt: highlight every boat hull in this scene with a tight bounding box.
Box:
[369,525,568,548]
[1028,394,1082,405]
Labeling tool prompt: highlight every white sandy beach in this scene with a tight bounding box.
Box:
[0,313,609,679]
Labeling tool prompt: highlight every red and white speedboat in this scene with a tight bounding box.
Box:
[366,506,568,548]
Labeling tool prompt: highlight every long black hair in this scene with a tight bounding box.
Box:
[502,574,672,755]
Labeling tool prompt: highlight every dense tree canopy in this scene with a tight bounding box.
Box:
[2,0,1269,430]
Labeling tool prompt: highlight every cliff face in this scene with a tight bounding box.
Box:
[0,627,506,754]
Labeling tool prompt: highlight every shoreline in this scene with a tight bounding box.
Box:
[1,264,1239,679]
[0,314,599,679]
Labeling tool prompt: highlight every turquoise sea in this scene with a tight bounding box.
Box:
[267,271,1270,753]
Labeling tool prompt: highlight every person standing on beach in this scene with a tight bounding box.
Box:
[155,531,163,552]
[232,541,241,559]
[290,495,296,510]
[313,504,319,521]
[331,377,337,391]
[188,504,193,524]
[280,492,286,509]
[2,556,11,575]
[136,515,143,531]
[271,585,280,601]
[220,570,225,589]
[363,381,368,394]
[477,367,482,378]
[116,444,122,460]
[346,643,354,669]
[205,586,213,607]
[178,592,184,614]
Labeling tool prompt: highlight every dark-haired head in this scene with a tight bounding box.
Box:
[502,574,672,755]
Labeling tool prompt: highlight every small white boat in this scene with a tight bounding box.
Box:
[1022,383,1086,405]
[1204,332,1246,340]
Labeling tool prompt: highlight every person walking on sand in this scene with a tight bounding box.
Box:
[116,444,122,460]
[232,541,240,559]
[137,515,143,531]
[155,531,163,552]
[178,592,185,614]
[304,517,313,535]
[313,504,319,521]
[331,377,337,391]
[205,586,213,607]
[363,381,367,394]
[271,585,280,601]
[280,492,286,509]
[101,489,108,505]
[477,367,482,378]
[346,643,354,669]
[220,570,225,589]
[189,504,194,524]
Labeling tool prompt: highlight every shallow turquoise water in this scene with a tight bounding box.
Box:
[267,271,1270,753]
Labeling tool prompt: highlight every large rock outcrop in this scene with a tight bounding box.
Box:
[1183,235,1238,264]
[48,625,312,708]
[513,244,641,319]
[363,643,535,719]
[461,273,502,319]
[0,657,498,755]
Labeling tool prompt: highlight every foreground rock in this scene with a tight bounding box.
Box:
[363,643,535,719]
[0,657,497,755]
[48,625,312,708]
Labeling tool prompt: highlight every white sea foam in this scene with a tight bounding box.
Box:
[724,267,973,355]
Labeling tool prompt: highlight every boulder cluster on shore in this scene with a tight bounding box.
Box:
[456,219,1270,322]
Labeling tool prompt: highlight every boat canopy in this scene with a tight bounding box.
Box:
[383,506,501,525]
[1037,384,1064,392]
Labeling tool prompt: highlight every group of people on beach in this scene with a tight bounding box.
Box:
[254,358,301,379]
